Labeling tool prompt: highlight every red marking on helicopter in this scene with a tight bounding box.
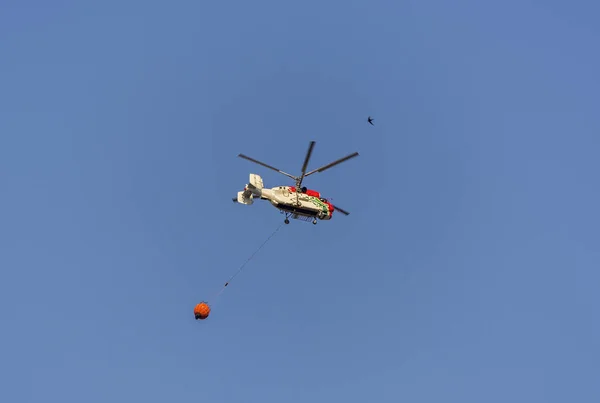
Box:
[326,201,334,214]
[289,187,321,198]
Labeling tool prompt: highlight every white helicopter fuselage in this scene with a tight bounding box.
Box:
[235,174,333,222]
[234,141,356,224]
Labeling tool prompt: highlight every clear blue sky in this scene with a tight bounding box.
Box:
[1,1,599,402]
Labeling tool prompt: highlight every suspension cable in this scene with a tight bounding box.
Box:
[210,220,285,302]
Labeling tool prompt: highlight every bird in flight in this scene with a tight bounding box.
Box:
[367,116,374,126]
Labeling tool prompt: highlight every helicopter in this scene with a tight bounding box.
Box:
[233,141,359,225]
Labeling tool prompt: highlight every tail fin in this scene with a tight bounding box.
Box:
[236,188,254,205]
[234,174,264,205]
[249,173,264,190]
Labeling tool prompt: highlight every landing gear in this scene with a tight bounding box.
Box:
[282,212,317,225]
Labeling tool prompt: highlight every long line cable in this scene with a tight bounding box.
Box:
[209,220,285,303]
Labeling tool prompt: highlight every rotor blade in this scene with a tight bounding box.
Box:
[238,154,297,180]
[304,152,359,177]
[295,141,316,189]
[300,141,316,176]
[333,205,350,216]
